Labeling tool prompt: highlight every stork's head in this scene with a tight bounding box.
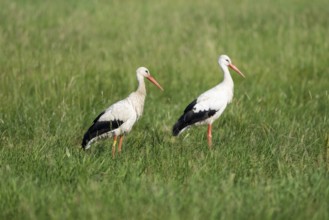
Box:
[136,67,164,91]
[218,55,245,78]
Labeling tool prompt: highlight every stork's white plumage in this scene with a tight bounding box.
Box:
[172,55,245,148]
[82,67,163,156]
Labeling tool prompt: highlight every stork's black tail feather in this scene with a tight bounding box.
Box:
[81,120,124,149]
[172,109,217,136]
[172,116,188,136]
[81,132,91,149]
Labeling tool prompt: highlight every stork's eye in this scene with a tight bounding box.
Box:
[145,70,149,73]
[226,59,229,62]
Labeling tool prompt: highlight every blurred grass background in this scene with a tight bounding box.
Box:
[0,0,328,219]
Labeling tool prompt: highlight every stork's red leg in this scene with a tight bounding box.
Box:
[112,135,117,158]
[118,135,124,154]
[207,124,212,149]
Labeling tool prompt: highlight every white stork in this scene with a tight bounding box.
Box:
[82,67,163,157]
[172,55,245,148]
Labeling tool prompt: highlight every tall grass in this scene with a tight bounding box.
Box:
[0,0,328,219]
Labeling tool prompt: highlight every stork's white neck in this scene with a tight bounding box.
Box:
[126,74,147,119]
[136,75,147,96]
[216,63,234,103]
[219,63,234,88]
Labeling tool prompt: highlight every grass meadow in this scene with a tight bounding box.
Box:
[0,0,329,219]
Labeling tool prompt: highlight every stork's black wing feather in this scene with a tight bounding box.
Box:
[183,99,197,114]
[81,117,123,148]
[172,108,216,136]
[93,111,105,123]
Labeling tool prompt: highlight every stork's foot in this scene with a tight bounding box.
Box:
[207,124,213,150]
[112,136,117,158]
[118,135,124,154]
[207,137,212,149]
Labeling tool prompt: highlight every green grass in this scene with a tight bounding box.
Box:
[1,0,329,219]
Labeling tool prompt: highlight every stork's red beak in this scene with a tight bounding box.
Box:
[147,75,164,91]
[229,64,245,78]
